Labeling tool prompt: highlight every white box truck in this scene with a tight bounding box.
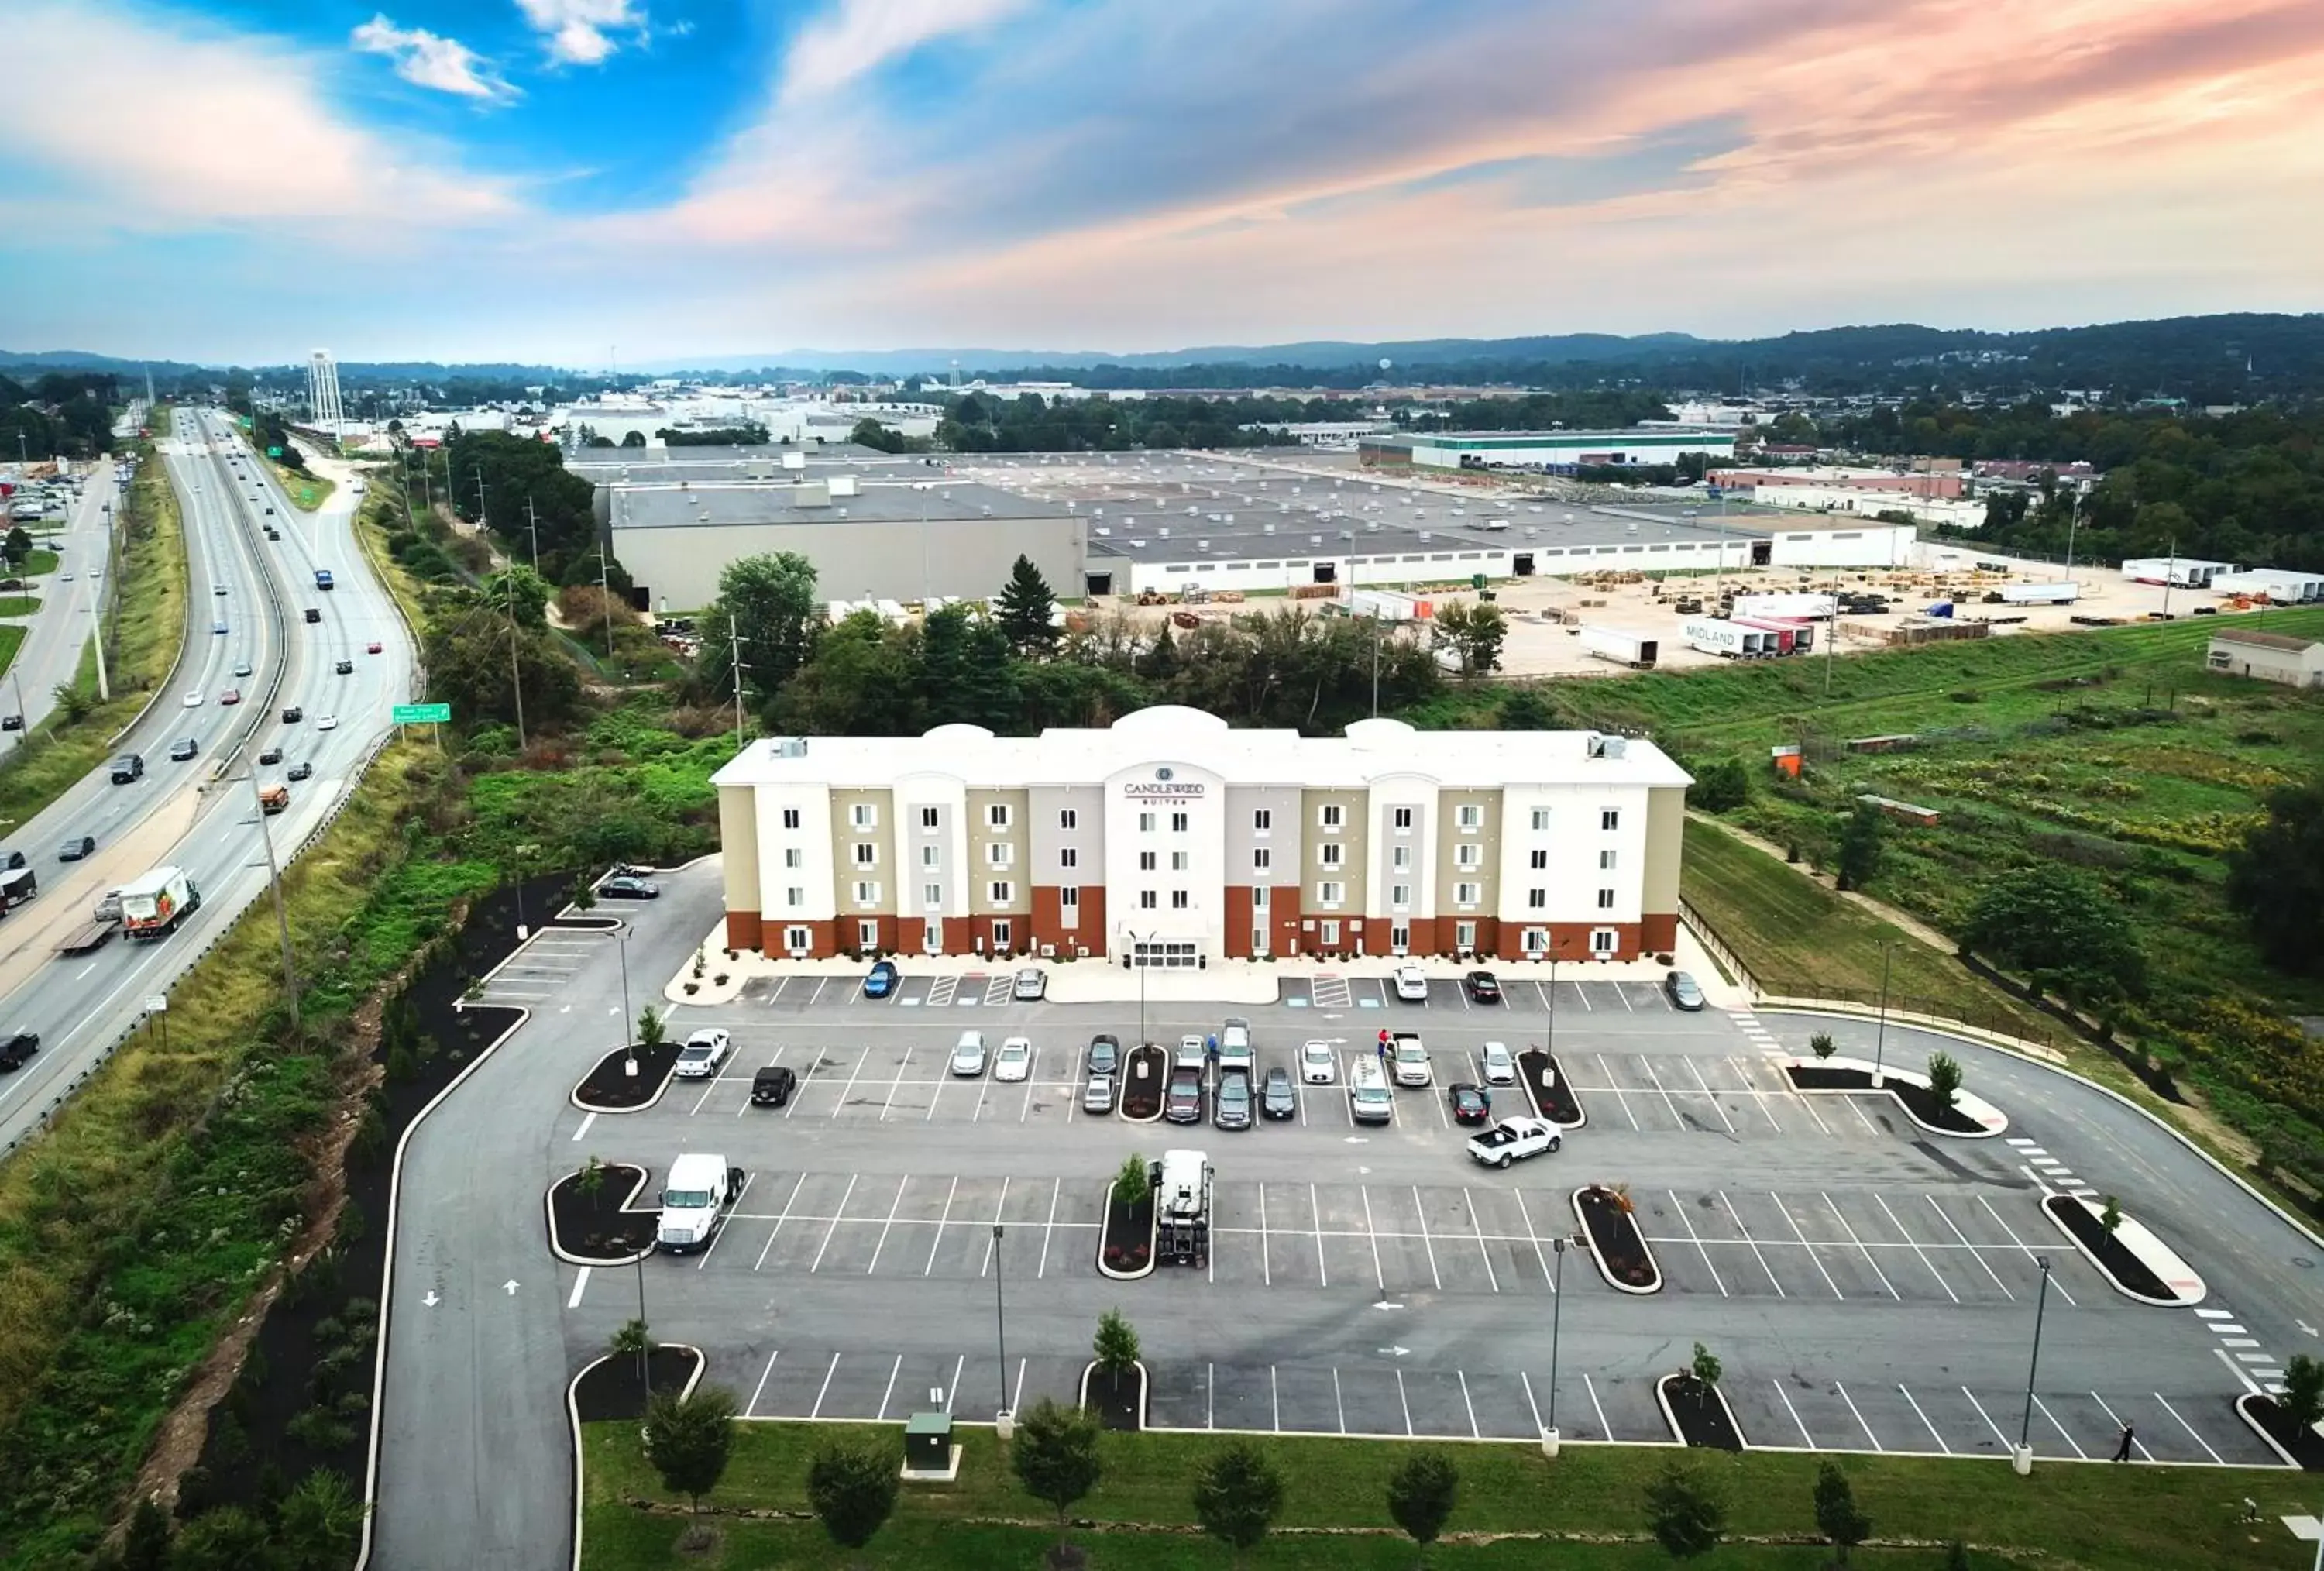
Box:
[657,1153,743,1253]
[1580,627,1659,669]
[119,865,200,940]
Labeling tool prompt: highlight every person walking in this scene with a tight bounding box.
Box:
[2112,1421,2136,1462]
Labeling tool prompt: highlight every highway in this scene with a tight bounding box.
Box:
[0,407,416,1157]
[3,452,126,741]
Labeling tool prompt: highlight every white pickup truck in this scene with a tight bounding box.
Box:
[1466,1116,1563,1169]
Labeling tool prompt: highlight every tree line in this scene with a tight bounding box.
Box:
[2,371,119,460]
[928,391,1325,453]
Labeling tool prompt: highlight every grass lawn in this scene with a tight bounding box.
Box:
[583,1421,2310,1571]
[14,548,59,579]
[266,453,335,512]
[0,596,40,618]
[0,625,19,685]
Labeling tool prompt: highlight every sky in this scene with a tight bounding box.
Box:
[3,0,2323,367]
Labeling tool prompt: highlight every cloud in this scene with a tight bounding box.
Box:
[351,14,517,101]
[514,0,648,66]
[780,0,1033,101]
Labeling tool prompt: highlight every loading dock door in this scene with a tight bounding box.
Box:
[1084,572,1113,596]
[1312,562,1337,584]
[1513,553,1535,576]
[1751,540,1772,566]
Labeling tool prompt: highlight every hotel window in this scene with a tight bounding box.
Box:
[1591,928,1618,955]
[1318,881,1345,906]
[1531,808,1551,831]
[1319,803,1344,829]
[1529,849,1548,870]
[852,842,877,867]
[1318,844,1344,868]
[1171,890,1190,909]
[1139,812,1157,832]
[1597,888,1616,909]
[988,881,1014,904]
[921,806,940,830]
[1139,851,1157,871]
[1391,846,1411,871]
[1455,882,1480,906]
[986,803,1011,829]
[785,886,804,909]
[1456,844,1480,870]
[854,880,879,906]
[1140,890,1157,909]
[1059,847,1078,870]
[851,803,877,830]
[923,883,943,907]
[1252,847,1271,872]
[858,920,878,947]
[1253,809,1272,831]
[1600,808,1621,831]
[783,926,810,951]
[1456,804,1483,830]
[1252,885,1270,910]
[782,807,802,830]
[1172,851,1189,871]
[1523,929,1549,954]
[1455,920,1477,950]
[1318,919,1341,947]
[784,847,803,869]
[992,920,1012,949]
[1391,883,1411,907]
[1061,886,1079,907]
[1528,888,1547,909]
[985,843,1014,868]
[1058,809,1078,830]
[1393,806,1414,830]
[1171,811,1190,832]
[1600,849,1618,871]
[921,844,940,868]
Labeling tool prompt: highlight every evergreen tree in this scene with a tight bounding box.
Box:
[1192,1442,1285,1569]
[1813,1461,1871,1566]
[996,555,1061,654]
[1385,1451,1459,1565]
[1834,801,1885,892]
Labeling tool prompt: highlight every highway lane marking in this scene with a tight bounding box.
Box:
[571,1111,596,1143]
[74,963,96,980]
[1823,1192,1899,1299]
[2032,1394,2086,1458]
[1897,1385,1949,1452]
[566,1267,590,1308]
[746,1351,780,1417]
[1667,1188,1728,1298]
[1410,1186,1443,1291]
[810,1353,842,1420]
[1875,1194,1958,1303]
[2091,1390,2164,1461]
[753,1174,808,1272]
[1923,1196,2013,1299]
[878,1355,902,1421]
[1583,1374,1612,1441]
[1772,1380,1815,1447]
[923,1177,959,1275]
[696,1173,754,1268]
[863,1175,911,1275]
[1961,1386,2011,1452]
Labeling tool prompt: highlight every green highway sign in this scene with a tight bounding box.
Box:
[266,445,282,457]
[392,703,452,724]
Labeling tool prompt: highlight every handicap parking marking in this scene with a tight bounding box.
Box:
[982,974,1014,1006]
[925,975,958,1007]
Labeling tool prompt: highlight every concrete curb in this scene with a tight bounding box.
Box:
[2039,1194,2205,1306]
[1779,1054,2008,1138]
[1571,1186,1661,1295]
[1654,1373,1747,1451]
[355,1003,533,1571]
[1518,1050,1587,1130]
[1076,1360,1151,1428]
[2233,1394,2306,1470]
[1116,1047,1168,1124]
[1095,1182,1157,1281]
[566,1344,706,1571]
[545,1162,657,1268]
[569,1046,676,1116]
[103,444,195,750]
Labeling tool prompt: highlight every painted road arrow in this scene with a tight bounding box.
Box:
[421,1291,440,1308]
[504,1279,521,1295]
[1379,1346,1410,1357]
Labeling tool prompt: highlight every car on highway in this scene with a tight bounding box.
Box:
[335,659,352,675]
[109,753,143,783]
[1,714,20,732]
[168,737,198,761]
[58,834,95,862]
[181,689,202,708]
[287,761,313,782]
[233,662,252,677]
[993,1036,1033,1082]
[304,608,320,623]
[316,714,339,731]
[1086,1033,1120,1076]
[219,689,240,706]
[1393,964,1429,1002]
[673,1028,732,1079]
[1081,1071,1116,1114]
[1466,1116,1562,1169]
[863,959,899,998]
[1465,969,1502,1003]
[259,746,283,765]
[1664,971,1705,1011]
[282,705,303,723]
[1261,1066,1297,1120]
[367,641,383,654]
[1012,968,1047,1001]
[1164,1067,1205,1124]
[750,1065,798,1107]
[1480,1040,1515,1085]
[1446,1082,1492,1126]
[950,1030,989,1078]
[212,620,227,635]
[1300,1040,1336,1084]
[1213,1070,1253,1130]
[599,875,658,899]
[0,1030,41,1072]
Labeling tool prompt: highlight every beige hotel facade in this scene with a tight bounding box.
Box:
[711,706,1691,967]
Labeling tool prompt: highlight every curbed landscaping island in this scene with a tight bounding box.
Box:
[1656,1373,1745,1451]
[574,1041,684,1112]
[548,1162,661,1264]
[2042,1194,2205,1305]
[1117,1043,1167,1122]
[1078,1361,1147,1432]
[1517,1047,1586,1127]
[571,1346,704,1424]
[1783,1054,2007,1136]
[2236,1394,2324,1470]
[1572,1184,1661,1293]
[1097,1158,1156,1280]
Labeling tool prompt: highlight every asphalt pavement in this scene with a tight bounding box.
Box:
[3,456,125,739]
[373,861,2319,1569]
[0,408,415,1156]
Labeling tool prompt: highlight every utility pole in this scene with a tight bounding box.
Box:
[504,572,528,751]
[1370,612,1382,718]
[596,543,616,658]
[249,772,303,1037]
[729,611,749,755]
[2161,535,2177,619]
[473,466,489,532]
[525,493,540,573]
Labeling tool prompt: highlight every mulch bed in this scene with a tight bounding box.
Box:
[1100,1191,1154,1274]
[1661,1375,1744,1449]
[572,1346,704,1422]
[1574,1186,1660,1291]
[180,871,568,1521]
[1119,1044,1168,1121]
[548,1164,659,1262]
[2239,1394,2324,1470]
[2044,1195,2176,1300]
[1082,1366,1143,1432]
[576,1041,682,1110]
[1518,1049,1584,1126]
[1785,1062,1986,1134]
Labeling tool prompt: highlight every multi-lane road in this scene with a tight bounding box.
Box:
[3,451,125,739]
[0,407,414,1157]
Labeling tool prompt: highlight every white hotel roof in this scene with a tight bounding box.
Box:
[711,706,1692,791]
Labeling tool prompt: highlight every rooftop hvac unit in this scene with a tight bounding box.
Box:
[1263,522,1276,535]
[1367,521,1381,532]
[1160,526,1171,537]
[1186,504,1198,514]
[1129,538,1146,548]
[1339,530,1354,541]
[1310,535,1323,546]
[982,505,993,516]
[830,474,859,497]
[1419,531,1432,542]
[679,479,689,489]
[778,737,809,758]
[1335,478,1345,487]
[837,507,849,517]
[1626,522,1638,534]
[1198,540,1210,552]
[782,450,806,470]
[1529,505,1542,513]
[1563,514,1575,523]
[1525,526,1538,537]
[1095,525,1112,536]
[1224,513,1235,524]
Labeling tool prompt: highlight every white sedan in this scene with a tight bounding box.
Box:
[993,1036,1033,1082]
[1467,1116,1563,1169]
[1480,1041,1516,1085]
[1300,1040,1337,1085]
[316,713,339,731]
[1392,964,1429,1002]
[182,689,203,708]
[674,1029,733,1079]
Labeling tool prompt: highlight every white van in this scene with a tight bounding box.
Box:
[657,1153,738,1253]
[1349,1059,1394,1125]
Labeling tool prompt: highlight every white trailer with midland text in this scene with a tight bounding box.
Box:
[1682,617,1771,658]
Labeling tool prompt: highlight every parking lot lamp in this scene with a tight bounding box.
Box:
[1872,942,1893,1088]
[1543,1235,1568,1459]
[993,1224,1011,1436]
[635,1250,651,1397]
[615,928,636,1071]
[2013,1256,2051,1475]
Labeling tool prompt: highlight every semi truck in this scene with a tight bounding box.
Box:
[1732,617,1804,655]
[1580,627,1659,669]
[119,865,200,940]
[259,783,290,815]
[1987,581,2081,606]
[1682,617,1772,659]
[1151,1149,1212,1268]
[0,866,37,913]
[657,1152,744,1253]
[1730,592,1836,621]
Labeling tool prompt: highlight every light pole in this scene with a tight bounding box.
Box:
[992,1224,1012,1435]
[635,1249,651,1397]
[1123,927,1151,1049]
[1872,941,1893,1087]
[1543,1235,1568,1457]
[614,927,637,1072]
[2013,1255,2052,1475]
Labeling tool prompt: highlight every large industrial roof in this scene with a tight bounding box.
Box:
[607,478,1071,531]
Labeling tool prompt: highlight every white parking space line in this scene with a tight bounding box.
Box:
[865,1176,909,1274]
[1720,1192,1784,1296]
[1897,1385,1948,1452]
[1521,1372,1545,1434]
[1458,1370,1480,1438]
[1613,983,1634,1012]
[1593,1054,1640,1130]
[1462,1188,1500,1293]
[809,977,829,1007]
[697,1174,755,1268]
[1532,981,1551,1012]
[830,1050,868,1120]
[2145,1394,2216,1464]
[1411,1186,1443,1291]
[572,1110,596,1143]
[945,1355,964,1413]
[1772,1194,1844,1298]
[1570,983,1591,1012]
[753,1174,809,1271]
[1822,1192,1899,1299]
[1773,1380,1814,1446]
[747,1350,780,1416]
[1333,1368,1348,1434]
[1638,1057,1687,1127]
[1208,1365,1216,1430]
[982,1179,1011,1277]
[1312,1183,1329,1287]
[1272,1368,1282,1433]
[1833,1381,1881,1449]
[1682,1058,1739,1135]
[1962,1387,2011,1451]
[1584,1374,1611,1440]
[1875,1195,1958,1303]
[1667,1188,1728,1298]
[1038,1177,1062,1279]
[1721,1057,1783,1133]
[1514,1190,1555,1290]
[810,1353,842,1419]
[808,1176,859,1273]
[878,1356,903,1421]
[924,1177,959,1275]
[923,1065,948,1122]
[2032,1394,2086,1458]
[1259,1185,1271,1287]
[566,1267,591,1308]
[1361,1188,1387,1291]
[1976,1196,2077,1307]
[1923,1197,2014,1300]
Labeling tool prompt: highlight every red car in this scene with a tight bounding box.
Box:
[366,641,383,654]
[1446,1082,1492,1126]
[218,689,241,706]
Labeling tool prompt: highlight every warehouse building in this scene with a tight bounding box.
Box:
[711,706,1690,965]
[2205,629,2324,689]
[1357,429,1737,471]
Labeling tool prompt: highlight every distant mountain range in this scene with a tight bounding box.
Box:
[9,313,2323,399]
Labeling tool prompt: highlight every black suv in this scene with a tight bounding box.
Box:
[751,1066,798,1107]
[1164,1067,1204,1124]
[169,737,198,761]
[0,1030,38,1071]
[304,608,321,624]
[110,753,144,784]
